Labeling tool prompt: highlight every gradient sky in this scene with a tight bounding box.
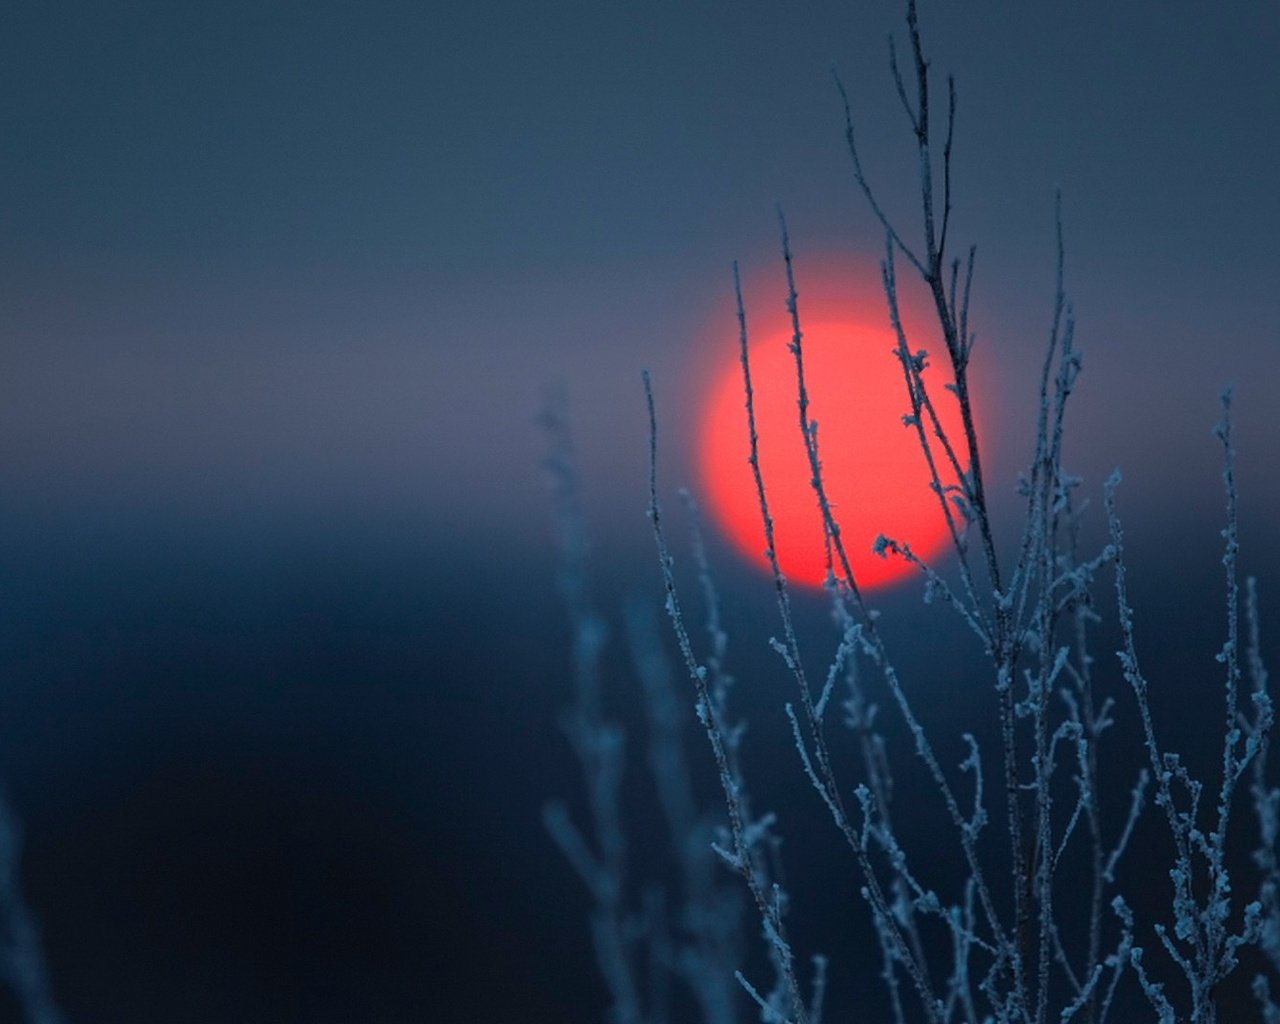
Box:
[1,1,1278,1020]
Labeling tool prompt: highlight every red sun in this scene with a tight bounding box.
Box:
[697,318,968,591]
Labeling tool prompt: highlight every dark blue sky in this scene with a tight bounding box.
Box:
[0,1,1278,1020]
[3,0,1277,547]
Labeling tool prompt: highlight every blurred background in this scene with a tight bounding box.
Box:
[0,1,1278,1020]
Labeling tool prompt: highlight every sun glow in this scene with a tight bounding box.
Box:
[697,315,969,591]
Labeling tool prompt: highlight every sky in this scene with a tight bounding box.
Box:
[1,1,1278,1021]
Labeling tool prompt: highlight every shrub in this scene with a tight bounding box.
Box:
[547,3,1275,1021]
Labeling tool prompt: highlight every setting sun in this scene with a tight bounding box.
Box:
[697,317,967,590]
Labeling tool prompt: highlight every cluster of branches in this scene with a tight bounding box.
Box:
[547,3,1277,1022]
[543,390,759,1024]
